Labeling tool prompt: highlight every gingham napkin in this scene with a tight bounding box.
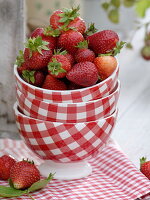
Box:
[0,138,150,200]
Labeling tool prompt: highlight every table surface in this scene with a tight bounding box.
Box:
[112,27,150,168]
[0,26,150,170]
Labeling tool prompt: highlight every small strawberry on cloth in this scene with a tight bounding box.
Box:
[0,138,150,200]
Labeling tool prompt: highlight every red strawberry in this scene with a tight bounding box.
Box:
[94,56,117,80]
[68,17,86,34]
[24,36,52,70]
[0,155,16,180]
[54,49,74,66]
[22,70,45,87]
[58,30,84,54]
[10,159,40,189]
[87,30,119,54]
[140,157,150,179]
[31,27,60,51]
[75,40,95,63]
[48,55,71,78]
[16,50,29,75]
[50,10,64,30]
[66,61,98,87]
[42,75,67,90]
[50,7,83,32]
[67,82,83,90]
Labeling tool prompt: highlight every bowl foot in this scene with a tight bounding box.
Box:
[39,160,92,180]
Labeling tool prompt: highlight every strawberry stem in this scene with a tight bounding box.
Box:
[140,157,147,167]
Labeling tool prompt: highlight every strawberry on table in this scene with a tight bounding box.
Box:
[48,54,71,78]
[66,61,98,87]
[75,40,95,63]
[24,36,53,70]
[141,46,150,60]
[87,30,119,54]
[22,70,45,87]
[42,74,67,90]
[31,26,60,51]
[58,30,84,54]
[0,155,16,180]
[94,56,117,80]
[140,157,150,180]
[10,159,40,190]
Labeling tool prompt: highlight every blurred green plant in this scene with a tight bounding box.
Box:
[101,0,150,24]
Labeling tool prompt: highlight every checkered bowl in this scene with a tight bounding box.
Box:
[14,102,118,163]
[14,63,119,103]
[16,81,120,123]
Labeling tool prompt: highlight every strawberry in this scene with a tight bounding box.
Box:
[68,17,86,34]
[87,30,119,54]
[10,159,40,189]
[67,82,83,90]
[0,155,16,180]
[42,75,67,90]
[75,40,95,63]
[50,6,85,33]
[58,30,84,54]
[53,49,74,66]
[31,27,60,51]
[66,61,98,87]
[141,46,150,60]
[94,56,117,80]
[22,70,45,87]
[16,50,29,75]
[140,157,150,179]
[48,54,71,78]
[24,36,53,70]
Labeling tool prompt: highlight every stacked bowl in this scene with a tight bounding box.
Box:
[14,62,120,180]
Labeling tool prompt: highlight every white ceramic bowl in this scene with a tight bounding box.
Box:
[14,102,118,180]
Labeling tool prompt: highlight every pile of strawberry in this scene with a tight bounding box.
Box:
[16,6,125,90]
[0,155,54,198]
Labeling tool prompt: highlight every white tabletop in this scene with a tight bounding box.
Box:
[112,27,150,168]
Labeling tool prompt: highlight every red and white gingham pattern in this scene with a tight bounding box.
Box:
[14,102,118,162]
[0,138,150,200]
[16,81,120,123]
[14,65,119,103]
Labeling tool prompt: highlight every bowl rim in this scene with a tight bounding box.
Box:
[16,80,120,106]
[14,58,119,94]
[14,102,118,125]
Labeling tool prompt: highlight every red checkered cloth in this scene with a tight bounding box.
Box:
[0,138,150,200]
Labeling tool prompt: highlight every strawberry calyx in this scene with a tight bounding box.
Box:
[22,70,35,84]
[84,23,98,36]
[53,49,68,55]
[140,157,147,167]
[16,50,24,67]
[58,6,80,26]
[48,58,66,76]
[43,26,61,37]
[25,36,49,57]
[99,41,126,57]
[76,40,89,49]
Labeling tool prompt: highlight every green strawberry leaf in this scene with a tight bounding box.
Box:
[16,50,24,67]
[0,186,27,197]
[113,41,126,56]
[27,173,55,193]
